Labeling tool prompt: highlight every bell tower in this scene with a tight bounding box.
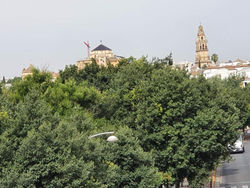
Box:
[195,25,211,68]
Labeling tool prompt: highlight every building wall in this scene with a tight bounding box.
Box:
[203,66,250,80]
[77,47,119,70]
[21,72,33,79]
[90,50,118,66]
[77,59,92,70]
[173,61,194,72]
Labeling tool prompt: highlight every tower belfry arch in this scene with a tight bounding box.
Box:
[195,25,211,68]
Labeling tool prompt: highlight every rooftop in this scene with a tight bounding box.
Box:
[22,64,34,73]
[91,44,112,52]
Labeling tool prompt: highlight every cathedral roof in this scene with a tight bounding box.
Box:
[92,44,112,52]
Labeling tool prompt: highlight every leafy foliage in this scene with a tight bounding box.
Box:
[44,80,100,115]
[0,57,249,187]
[211,53,218,63]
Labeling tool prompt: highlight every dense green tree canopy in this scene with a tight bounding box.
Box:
[95,62,242,186]
[0,58,249,187]
[211,53,219,63]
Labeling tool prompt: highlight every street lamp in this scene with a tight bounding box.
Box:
[88,131,118,142]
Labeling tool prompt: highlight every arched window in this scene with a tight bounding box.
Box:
[202,44,205,50]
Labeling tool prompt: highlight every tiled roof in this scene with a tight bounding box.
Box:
[92,44,112,52]
[206,64,250,70]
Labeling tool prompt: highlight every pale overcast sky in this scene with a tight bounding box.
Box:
[1,0,250,78]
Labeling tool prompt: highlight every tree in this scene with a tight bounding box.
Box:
[2,76,6,84]
[8,68,52,103]
[95,60,242,186]
[0,89,56,182]
[221,75,249,131]
[152,53,173,68]
[59,64,78,83]
[211,54,218,63]
[77,61,115,91]
[6,77,21,84]
[0,89,163,187]
[0,84,2,95]
[95,57,154,121]
[129,71,240,187]
[59,61,121,91]
[98,126,164,187]
[0,122,104,187]
[0,88,106,187]
[0,56,247,187]
[243,85,250,127]
[44,80,100,115]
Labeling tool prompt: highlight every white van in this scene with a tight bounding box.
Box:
[228,134,245,153]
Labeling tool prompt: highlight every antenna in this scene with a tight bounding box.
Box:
[84,41,90,58]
